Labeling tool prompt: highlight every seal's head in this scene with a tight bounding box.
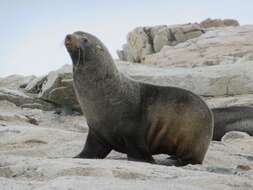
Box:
[65,31,109,68]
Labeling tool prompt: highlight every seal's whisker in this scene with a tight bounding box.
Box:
[77,48,81,66]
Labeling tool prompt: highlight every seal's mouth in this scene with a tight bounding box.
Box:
[65,34,84,66]
[65,34,80,52]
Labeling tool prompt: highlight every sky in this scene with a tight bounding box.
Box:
[0,0,253,77]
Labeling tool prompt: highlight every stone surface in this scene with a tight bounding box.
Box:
[143,25,253,67]
[118,60,253,96]
[200,18,240,28]
[118,23,206,63]
[0,88,54,111]
[36,65,80,112]
[15,58,253,111]
[0,100,253,190]
[118,19,240,63]
[153,27,172,52]
[118,20,243,65]
[0,75,35,89]
[126,27,154,62]
[205,94,253,108]
[25,75,47,94]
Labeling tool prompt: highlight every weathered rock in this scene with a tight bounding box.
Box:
[118,19,241,63]
[222,131,250,142]
[200,18,239,28]
[25,75,47,94]
[0,88,54,111]
[153,27,172,52]
[119,23,204,62]
[1,120,253,190]
[126,27,154,62]
[118,60,253,96]
[143,25,253,67]
[0,75,36,89]
[37,65,80,112]
[205,94,253,108]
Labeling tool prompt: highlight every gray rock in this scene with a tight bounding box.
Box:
[171,27,187,43]
[0,88,54,111]
[1,115,253,189]
[118,19,240,63]
[33,65,80,112]
[144,25,253,67]
[118,59,253,96]
[126,27,154,62]
[222,131,250,142]
[0,75,36,89]
[200,18,239,28]
[153,27,172,52]
[25,75,47,94]
[118,23,204,62]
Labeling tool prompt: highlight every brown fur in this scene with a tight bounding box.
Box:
[65,31,214,165]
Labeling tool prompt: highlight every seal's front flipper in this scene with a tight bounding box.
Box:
[126,143,155,164]
[74,130,112,159]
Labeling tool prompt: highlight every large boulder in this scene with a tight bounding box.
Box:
[117,19,240,63]
[118,59,253,96]
[39,67,79,112]
[125,27,154,62]
[0,88,54,111]
[24,65,80,113]
[0,75,36,89]
[143,25,253,67]
[200,18,240,28]
[118,23,205,63]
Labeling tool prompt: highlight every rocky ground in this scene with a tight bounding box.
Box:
[1,100,253,190]
[1,19,253,189]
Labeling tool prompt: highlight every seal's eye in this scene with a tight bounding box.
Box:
[82,38,88,43]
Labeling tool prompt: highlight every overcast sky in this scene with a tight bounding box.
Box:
[1,0,253,77]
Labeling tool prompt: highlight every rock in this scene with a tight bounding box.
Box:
[143,25,253,67]
[126,27,154,62]
[118,60,253,96]
[205,94,253,108]
[0,88,54,111]
[1,119,253,189]
[118,19,240,63]
[25,75,47,94]
[222,131,250,142]
[0,75,36,90]
[171,27,187,43]
[37,65,80,112]
[153,27,172,52]
[185,30,203,39]
[116,50,126,61]
[119,23,204,62]
[200,18,239,28]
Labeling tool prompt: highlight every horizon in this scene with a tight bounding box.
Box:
[1,0,253,77]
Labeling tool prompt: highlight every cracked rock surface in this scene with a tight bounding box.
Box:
[0,100,253,190]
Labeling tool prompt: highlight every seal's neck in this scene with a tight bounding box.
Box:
[73,55,121,96]
[73,56,137,121]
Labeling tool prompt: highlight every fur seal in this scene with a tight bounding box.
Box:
[65,31,214,165]
[212,106,253,141]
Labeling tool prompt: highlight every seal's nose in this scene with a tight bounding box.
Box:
[65,34,79,51]
[65,34,72,47]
